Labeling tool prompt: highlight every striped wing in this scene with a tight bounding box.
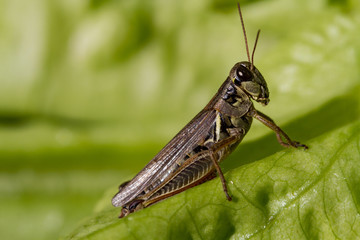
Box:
[112,108,217,207]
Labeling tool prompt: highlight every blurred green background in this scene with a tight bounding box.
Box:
[1,0,359,239]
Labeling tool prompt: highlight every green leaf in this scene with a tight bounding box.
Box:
[67,122,360,240]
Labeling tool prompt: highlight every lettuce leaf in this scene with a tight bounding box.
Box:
[67,123,360,240]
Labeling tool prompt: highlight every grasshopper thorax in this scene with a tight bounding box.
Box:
[229,61,269,106]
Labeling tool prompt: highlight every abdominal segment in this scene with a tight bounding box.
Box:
[118,153,217,218]
[144,153,216,204]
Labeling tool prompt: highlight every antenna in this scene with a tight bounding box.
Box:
[237,3,251,63]
[251,30,260,70]
[237,3,261,70]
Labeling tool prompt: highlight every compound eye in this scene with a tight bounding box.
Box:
[234,65,253,85]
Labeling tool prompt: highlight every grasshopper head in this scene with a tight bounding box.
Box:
[229,61,269,106]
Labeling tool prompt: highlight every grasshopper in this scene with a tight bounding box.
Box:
[112,3,308,218]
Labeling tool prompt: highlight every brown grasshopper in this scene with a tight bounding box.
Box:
[112,3,308,218]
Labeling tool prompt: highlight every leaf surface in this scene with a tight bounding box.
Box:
[67,123,360,240]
